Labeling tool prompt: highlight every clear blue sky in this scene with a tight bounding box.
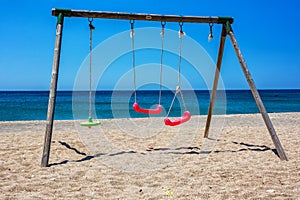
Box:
[0,0,299,90]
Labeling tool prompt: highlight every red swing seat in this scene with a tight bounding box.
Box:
[164,111,191,126]
[133,102,163,115]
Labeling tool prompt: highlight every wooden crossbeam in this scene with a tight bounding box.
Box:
[52,8,234,24]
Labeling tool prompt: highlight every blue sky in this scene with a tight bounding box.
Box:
[0,0,299,90]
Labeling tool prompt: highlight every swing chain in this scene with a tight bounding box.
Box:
[166,22,188,117]
[159,21,166,105]
[166,89,178,117]
[178,22,183,90]
[130,20,137,103]
[88,18,95,118]
[178,22,187,112]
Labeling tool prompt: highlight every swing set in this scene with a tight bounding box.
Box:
[41,8,288,167]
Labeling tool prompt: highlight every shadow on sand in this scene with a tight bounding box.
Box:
[48,140,278,167]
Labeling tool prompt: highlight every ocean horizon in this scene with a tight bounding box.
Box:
[0,89,299,121]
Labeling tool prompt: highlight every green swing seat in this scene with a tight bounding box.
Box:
[80,117,101,128]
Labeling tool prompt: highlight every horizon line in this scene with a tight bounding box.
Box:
[1,88,300,92]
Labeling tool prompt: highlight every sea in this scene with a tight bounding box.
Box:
[0,90,299,121]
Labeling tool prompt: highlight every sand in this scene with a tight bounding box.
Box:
[0,112,299,199]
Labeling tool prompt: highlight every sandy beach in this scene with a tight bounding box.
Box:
[0,112,299,199]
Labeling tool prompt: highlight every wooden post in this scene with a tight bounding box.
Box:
[204,25,227,138]
[41,13,64,167]
[226,23,288,161]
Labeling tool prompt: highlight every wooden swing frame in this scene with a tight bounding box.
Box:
[41,8,287,167]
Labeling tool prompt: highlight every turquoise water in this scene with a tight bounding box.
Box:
[0,90,299,121]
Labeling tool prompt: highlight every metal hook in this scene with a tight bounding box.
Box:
[208,22,213,41]
[179,21,184,27]
[130,19,135,29]
[179,21,184,35]
[160,21,166,36]
[88,18,95,30]
[129,19,135,38]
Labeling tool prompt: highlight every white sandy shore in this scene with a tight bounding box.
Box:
[0,113,299,199]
